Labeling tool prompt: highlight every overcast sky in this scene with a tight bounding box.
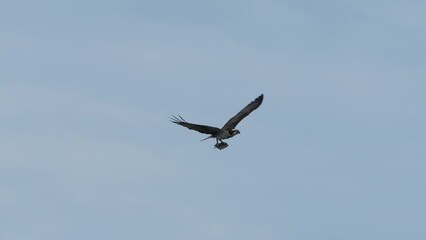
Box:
[1,1,426,239]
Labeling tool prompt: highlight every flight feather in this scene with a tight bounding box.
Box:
[222,94,263,130]
[170,115,221,135]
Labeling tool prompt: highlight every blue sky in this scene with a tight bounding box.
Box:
[1,0,426,239]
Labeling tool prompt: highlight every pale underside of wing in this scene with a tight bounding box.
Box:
[222,94,263,130]
[170,115,221,135]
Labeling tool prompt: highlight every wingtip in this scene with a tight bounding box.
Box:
[169,114,179,123]
[257,94,264,103]
[170,114,187,124]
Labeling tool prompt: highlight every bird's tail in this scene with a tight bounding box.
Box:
[200,136,213,141]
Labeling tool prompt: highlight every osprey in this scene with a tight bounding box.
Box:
[170,94,263,150]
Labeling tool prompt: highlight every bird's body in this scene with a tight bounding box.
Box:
[171,94,263,149]
[215,130,233,140]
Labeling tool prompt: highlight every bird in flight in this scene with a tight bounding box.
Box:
[170,94,264,150]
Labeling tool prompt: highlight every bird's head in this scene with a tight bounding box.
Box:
[231,129,240,136]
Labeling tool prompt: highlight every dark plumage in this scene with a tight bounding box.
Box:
[171,94,263,149]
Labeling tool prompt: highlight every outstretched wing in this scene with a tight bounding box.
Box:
[222,94,264,130]
[170,115,221,135]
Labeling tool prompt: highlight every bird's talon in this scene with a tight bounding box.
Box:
[214,142,228,150]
